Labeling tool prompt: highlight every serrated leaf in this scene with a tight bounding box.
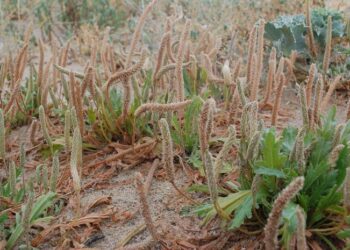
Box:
[228,194,253,230]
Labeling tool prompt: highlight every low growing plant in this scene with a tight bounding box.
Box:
[189,105,350,249]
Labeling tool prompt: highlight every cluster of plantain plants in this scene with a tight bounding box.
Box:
[182,102,350,249]
[0,111,59,249]
[1,0,127,38]
[1,0,350,249]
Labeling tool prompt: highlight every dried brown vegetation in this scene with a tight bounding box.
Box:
[0,0,349,249]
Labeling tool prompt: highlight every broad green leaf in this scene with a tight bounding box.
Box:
[254,167,286,178]
[228,194,253,230]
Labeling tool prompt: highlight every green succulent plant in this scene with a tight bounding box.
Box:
[265,8,346,56]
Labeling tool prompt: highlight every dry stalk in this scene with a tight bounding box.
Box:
[158,118,197,204]
[15,43,28,82]
[271,73,286,126]
[158,118,175,184]
[237,78,247,106]
[134,100,192,117]
[81,67,94,97]
[104,49,146,98]
[38,39,44,89]
[135,172,159,241]
[4,80,21,114]
[306,64,317,107]
[264,177,305,250]
[311,74,324,129]
[60,40,71,67]
[245,131,261,162]
[176,20,191,101]
[125,0,157,67]
[275,57,285,85]
[74,83,85,135]
[331,123,344,150]
[306,0,317,57]
[298,85,309,128]
[154,61,191,83]
[247,25,257,84]
[329,144,345,168]
[70,127,82,216]
[296,206,307,250]
[222,60,232,86]
[262,48,277,106]
[320,75,341,112]
[41,57,53,109]
[229,85,240,123]
[205,149,230,220]
[38,105,53,152]
[29,118,39,146]
[251,19,265,101]
[249,54,256,98]
[232,58,242,82]
[215,125,236,177]
[69,71,77,109]
[54,64,85,79]
[165,18,176,63]
[64,110,71,152]
[199,98,216,161]
[322,16,333,74]
[153,32,171,84]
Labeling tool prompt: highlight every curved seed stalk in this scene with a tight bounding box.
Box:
[134,100,192,117]
[296,206,307,250]
[264,177,305,250]
[135,172,160,241]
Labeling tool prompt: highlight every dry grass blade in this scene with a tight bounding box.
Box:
[32,208,115,247]
[86,139,156,169]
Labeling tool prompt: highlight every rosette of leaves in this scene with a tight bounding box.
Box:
[189,107,350,249]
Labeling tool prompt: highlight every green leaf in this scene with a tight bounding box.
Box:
[228,194,253,230]
[6,224,24,249]
[0,213,8,224]
[334,145,349,188]
[187,184,230,195]
[260,129,284,169]
[201,190,251,225]
[281,203,298,248]
[30,192,56,222]
[337,229,350,239]
[254,167,286,178]
[87,108,96,124]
